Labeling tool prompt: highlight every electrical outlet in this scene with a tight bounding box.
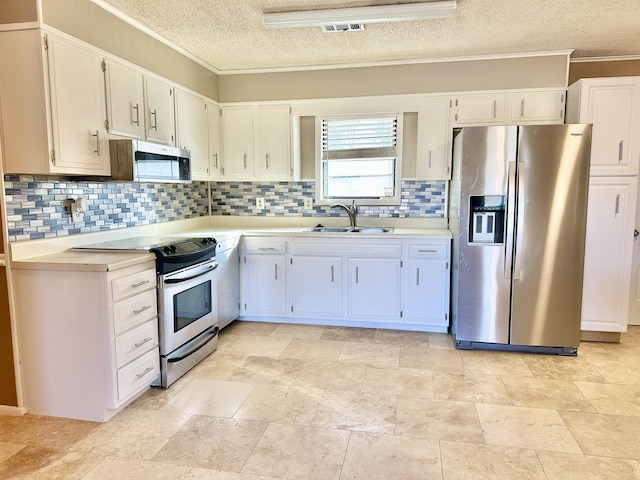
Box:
[304,198,313,209]
[256,197,265,210]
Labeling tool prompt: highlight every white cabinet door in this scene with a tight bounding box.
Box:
[291,256,342,317]
[207,101,223,179]
[242,255,287,316]
[451,94,506,126]
[405,259,448,327]
[175,88,208,180]
[144,75,175,145]
[567,77,640,176]
[416,97,452,180]
[221,105,255,179]
[257,104,292,180]
[103,58,145,138]
[582,176,638,332]
[47,34,110,175]
[348,258,401,321]
[511,91,565,124]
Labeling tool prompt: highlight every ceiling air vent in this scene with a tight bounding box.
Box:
[321,23,365,32]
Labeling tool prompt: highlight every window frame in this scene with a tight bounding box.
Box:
[315,113,403,206]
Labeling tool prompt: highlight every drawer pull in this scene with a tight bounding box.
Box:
[418,249,438,253]
[134,337,153,348]
[132,280,151,288]
[135,366,154,379]
[258,247,279,251]
[133,305,152,315]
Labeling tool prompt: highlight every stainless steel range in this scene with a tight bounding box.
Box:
[75,236,219,387]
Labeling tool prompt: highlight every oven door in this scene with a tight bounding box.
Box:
[158,259,217,355]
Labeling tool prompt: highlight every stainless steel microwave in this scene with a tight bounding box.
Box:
[108,139,191,183]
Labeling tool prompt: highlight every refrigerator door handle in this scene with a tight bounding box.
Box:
[504,161,517,279]
[513,161,526,280]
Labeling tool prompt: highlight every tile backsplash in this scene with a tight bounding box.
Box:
[4,176,446,242]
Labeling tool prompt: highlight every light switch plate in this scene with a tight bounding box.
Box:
[256,197,265,210]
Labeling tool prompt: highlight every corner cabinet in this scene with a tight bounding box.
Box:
[13,259,160,421]
[0,29,110,175]
[144,75,175,146]
[239,235,451,332]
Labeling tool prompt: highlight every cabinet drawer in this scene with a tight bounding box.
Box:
[113,289,158,334]
[115,320,158,368]
[112,269,156,301]
[117,348,159,402]
[243,237,287,254]
[408,244,448,259]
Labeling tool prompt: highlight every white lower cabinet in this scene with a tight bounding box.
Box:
[240,235,450,332]
[13,259,159,421]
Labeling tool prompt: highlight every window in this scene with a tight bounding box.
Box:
[316,114,403,205]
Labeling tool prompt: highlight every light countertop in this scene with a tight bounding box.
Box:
[11,250,156,272]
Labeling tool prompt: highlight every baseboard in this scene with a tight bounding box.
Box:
[0,404,26,416]
[580,330,622,343]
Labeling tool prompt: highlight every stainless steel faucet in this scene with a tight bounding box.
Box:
[331,200,358,228]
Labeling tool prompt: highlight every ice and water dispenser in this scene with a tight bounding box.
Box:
[468,195,505,244]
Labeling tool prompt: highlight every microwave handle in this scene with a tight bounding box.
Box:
[164,264,217,284]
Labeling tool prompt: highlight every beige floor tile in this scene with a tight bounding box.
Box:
[372,329,430,347]
[153,416,268,471]
[128,377,195,411]
[560,411,640,459]
[0,413,99,450]
[574,382,640,416]
[340,431,442,480]
[460,350,533,377]
[433,370,512,405]
[227,356,304,385]
[293,360,366,392]
[476,404,582,453]
[71,408,191,460]
[224,321,279,337]
[188,353,249,381]
[0,445,69,479]
[184,469,286,480]
[586,359,640,385]
[278,338,345,362]
[216,333,242,353]
[0,442,25,462]
[361,365,434,398]
[522,354,606,382]
[223,336,292,357]
[536,451,640,480]
[399,345,464,373]
[270,323,326,339]
[233,384,324,425]
[502,375,596,412]
[440,440,546,480]
[160,378,255,417]
[312,390,397,434]
[82,456,191,479]
[15,450,105,480]
[396,397,484,443]
[241,423,349,480]
[338,341,400,367]
[428,333,456,349]
[320,325,377,343]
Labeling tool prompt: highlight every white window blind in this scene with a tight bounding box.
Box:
[322,117,398,159]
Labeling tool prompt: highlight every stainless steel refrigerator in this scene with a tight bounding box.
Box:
[449,124,592,355]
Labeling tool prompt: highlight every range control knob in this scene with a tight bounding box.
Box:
[170,245,178,253]
[162,246,172,255]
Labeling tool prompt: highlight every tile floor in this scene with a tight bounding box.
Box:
[1,322,640,479]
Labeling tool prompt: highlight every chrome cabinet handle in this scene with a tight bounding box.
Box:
[520,98,525,117]
[132,103,140,126]
[492,99,497,119]
[244,153,247,169]
[134,337,153,348]
[132,305,152,315]
[132,280,150,288]
[136,366,154,379]
[150,109,158,130]
[92,130,100,155]
[416,267,420,286]
[331,265,334,283]
[428,150,432,168]
[274,263,278,280]
[615,194,620,216]
[258,247,278,251]
[418,249,437,253]
[619,141,624,163]
[266,153,270,169]
[213,152,218,169]
[355,266,359,284]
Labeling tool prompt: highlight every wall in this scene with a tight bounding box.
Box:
[4,176,209,242]
[0,0,37,24]
[569,59,640,83]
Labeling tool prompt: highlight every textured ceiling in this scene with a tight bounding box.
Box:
[99,0,640,73]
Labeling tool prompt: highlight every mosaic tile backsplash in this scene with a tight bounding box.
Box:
[4,177,446,242]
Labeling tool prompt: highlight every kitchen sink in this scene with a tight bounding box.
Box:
[305,226,394,234]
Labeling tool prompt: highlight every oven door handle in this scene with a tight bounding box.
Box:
[164,264,217,284]
[167,326,219,363]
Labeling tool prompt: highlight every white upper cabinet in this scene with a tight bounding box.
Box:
[175,88,208,180]
[103,58,145,139]
[416,97,452,180]
[567,77,640,176]
[256,104,292,180]
[511,91,565,124]
[207,101,223,179]
[221,105,255,180]
[0,29,110,175]
[144,75,175,146]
